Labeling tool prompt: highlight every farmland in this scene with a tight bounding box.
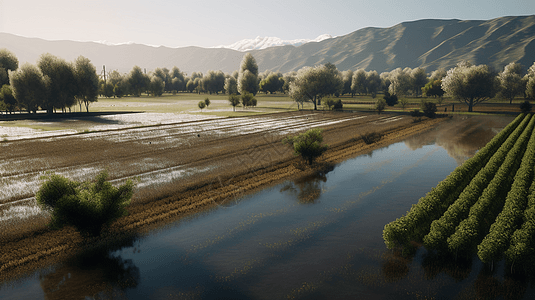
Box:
[0,108,448,281]
[384,113,535,267]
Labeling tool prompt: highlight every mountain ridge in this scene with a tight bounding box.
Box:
[1,15,534,75]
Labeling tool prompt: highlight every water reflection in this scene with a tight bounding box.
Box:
[405,115,515,165]
[39,233,140,300]
[279,163,335,203]
[381,250,411,282]
[420,252,472,282]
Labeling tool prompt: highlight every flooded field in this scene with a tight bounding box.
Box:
[2,115,532,299]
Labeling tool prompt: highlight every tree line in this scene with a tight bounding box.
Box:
[2,47,535,114]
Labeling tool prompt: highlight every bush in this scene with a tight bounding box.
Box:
[36,171,134,236]
[282,128,328,165]
[241,92,256,108]
[323,98,336,110]
[361,132,382,144]
[204,98,210,108]
[375,99,386,114]
[383,92,398,106]
[198,101,206,111]
[520,101,532,114]
[421,101,437,118]
[228,94,240,111]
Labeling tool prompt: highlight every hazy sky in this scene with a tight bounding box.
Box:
[1,0,534,48]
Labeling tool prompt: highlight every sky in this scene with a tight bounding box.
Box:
[1,0,534,48]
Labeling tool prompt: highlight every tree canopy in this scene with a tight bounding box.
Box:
[441,61,498,112]
[289,63,343,110]
[238,53,259,95]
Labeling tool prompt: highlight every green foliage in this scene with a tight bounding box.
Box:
[198,101,206,111]
[422,79,445,98]
[383,92,398,106]
[289,63,343,110]
[238,53,259,95]
[323,98,336,110]
[399,98,409,110]
[228,94,240,111]
[0,48,19,86]
[9,63,47,113]
[520,101,532,114]
[241,92,256,108]
[38,53,78,113]
[204,98,210,107]
[74,56,99,112]
[383,114,526,251]
[375,99,386,114]
[0,84,16,113]
[36,171,134,236]
[282,128,328,165]
[333,99,343,110]
[420,101,437,118]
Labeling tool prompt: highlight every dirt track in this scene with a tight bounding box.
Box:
[0,111,447,281]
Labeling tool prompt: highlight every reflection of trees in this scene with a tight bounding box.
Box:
[471,265,528,300]
[40,233,140,300]
[421,252,472,282]
[404,116,514,165]
[381,250,411,282]
[280,163,335,203]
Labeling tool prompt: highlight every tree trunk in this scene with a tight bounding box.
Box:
[468,98,474,112]
[313,96,317,110]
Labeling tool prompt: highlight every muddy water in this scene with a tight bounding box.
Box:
[3,115,535,299]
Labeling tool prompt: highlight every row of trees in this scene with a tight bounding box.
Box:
[0,49,99,114]
[3,45,535,114]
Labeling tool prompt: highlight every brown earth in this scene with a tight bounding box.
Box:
[0,111,447,282]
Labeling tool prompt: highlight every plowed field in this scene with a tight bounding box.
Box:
[0,111,446,281]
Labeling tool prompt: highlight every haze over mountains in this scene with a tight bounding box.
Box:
[1,15,534,75]
[212,34,334,51]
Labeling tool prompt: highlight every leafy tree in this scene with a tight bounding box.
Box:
[228,94,240,111]
[204,98,210,108]
[0,48,19,86]
[186,79,196,93]
[198,101,206,111]
[351,69,367,95]
[238,53,259,95]
[366,70,381,98]
[38,53,78,113]
[429,68,447,81]
[259,72,283,94]
[36,171,134,236]
[525,63,535,100]
[10,63,47,113]
[323,98,336,110]
[333,99,343,110]
[388,68,411,97]
[203,70,225,94]
[224,76,238,95]
[498,62,524,104]
[422,79,445,98]
[170,66,185,92]
[410,67,428,96]
[0,84,16,113]
[375,98,386,114]
[74,56,99,112]
[441,61,498,112]
[383,91,398,106]
[102,82,114,98]
[282,72,297,94]
[399,98,409,110]
[289,63,343,110]
[128,66,149,97]
[241,92,256,108]
[148,76,165,96]
[282,128,328,165]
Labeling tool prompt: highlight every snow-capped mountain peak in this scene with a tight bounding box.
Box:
[213,34,333,52]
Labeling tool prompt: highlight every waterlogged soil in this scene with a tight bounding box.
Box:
[2,114,529,300]
[0,111,448,282]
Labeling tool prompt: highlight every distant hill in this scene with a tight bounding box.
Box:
[1,15,534,75]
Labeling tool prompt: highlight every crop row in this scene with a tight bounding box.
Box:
[446,114,534,256]
[423,114,533,251]
[382,113,526,249]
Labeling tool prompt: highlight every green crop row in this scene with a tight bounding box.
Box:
[447,114,535,255]
[505,175,535,264]
[477,118,535,263]
[423,114,533,251]
[382,113,527,249]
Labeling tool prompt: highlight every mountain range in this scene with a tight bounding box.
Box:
[0,15,534,75]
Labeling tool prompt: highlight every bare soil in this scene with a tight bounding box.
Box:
[0,110,447,282]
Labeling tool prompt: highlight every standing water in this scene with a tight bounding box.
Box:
[3,115,533,299]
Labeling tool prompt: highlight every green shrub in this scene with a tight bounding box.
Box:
[282,128,328,165]
[198,101,206,111]
[36,171,134,236]
[383,92,398,106]
[375,99,386,114]
[333,99,343,110]
[410,109,422,117]
[204,98,210,108]
[421,101,437,118]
